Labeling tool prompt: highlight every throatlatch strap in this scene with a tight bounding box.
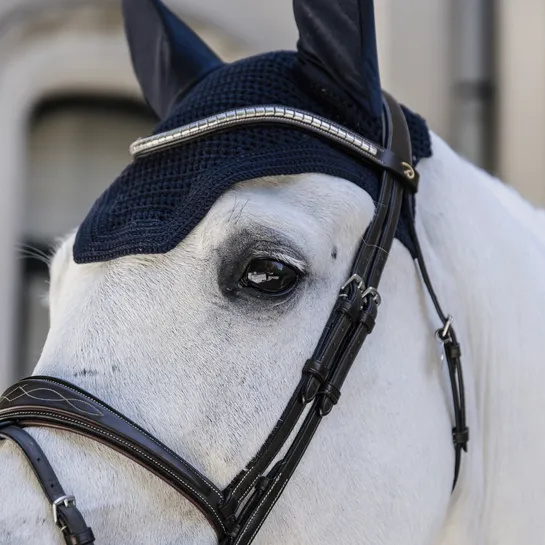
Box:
[405,195,469,489]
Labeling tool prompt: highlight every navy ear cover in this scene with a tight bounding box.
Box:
[73,2,432,264]
[122,0,223,119]
[73,51,432,264]
[294,0,382,120]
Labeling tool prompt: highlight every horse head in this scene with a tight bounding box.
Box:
[2,1,544,544]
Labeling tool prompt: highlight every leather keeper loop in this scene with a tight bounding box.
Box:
[255,475,271,494]
[301,359,330,403]
[225,524,241,539]
[318,382,341,416]
[445,341,462,359]
[334,295,361,323]
[301,379,320,404]
[452,427,469,449]
[320,382,341,405]
[64,528,95,545]
[302,359,328,384]
[359,309,376,332]
[218,489,238,519]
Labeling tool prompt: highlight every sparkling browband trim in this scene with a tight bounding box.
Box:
[129,105,418,188]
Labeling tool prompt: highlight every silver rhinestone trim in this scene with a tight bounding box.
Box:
[129,105,385,166]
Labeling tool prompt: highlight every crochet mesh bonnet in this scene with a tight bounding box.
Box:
[73,0,432,263]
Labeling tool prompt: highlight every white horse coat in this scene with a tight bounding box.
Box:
[1,132,544,544]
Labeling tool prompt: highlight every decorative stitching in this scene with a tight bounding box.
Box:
[233,468,258,499]
[242,477,290,545]
[227,472,264,511]
[25,378,222,499]
[233,474,283,545]
[3,410,226,534]
[0,386,103,417]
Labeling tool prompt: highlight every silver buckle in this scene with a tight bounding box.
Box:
[339,274,363,295]
[361,286,381,306]
[339,274,381,306]
[52,495,76,525]
[435,315,453,343]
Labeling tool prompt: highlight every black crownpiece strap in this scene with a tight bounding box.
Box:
[218,91,411,545]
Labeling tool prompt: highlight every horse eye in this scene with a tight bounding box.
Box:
[240,259,299,294]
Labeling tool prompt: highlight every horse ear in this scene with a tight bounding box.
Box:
[122,0,223,119]
[293,0,382,120]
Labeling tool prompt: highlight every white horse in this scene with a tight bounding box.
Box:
[1,1,545,544]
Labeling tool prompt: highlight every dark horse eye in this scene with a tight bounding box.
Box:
[240,259,299,294]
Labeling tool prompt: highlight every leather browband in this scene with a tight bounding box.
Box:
[128,104,420,193]
[0,92,468,545]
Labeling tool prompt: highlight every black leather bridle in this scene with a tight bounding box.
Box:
[0,92,468,545]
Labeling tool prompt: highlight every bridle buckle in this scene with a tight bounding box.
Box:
[339,274,382,307]
[52,494,76,525]
[361,287,381,306]
[339,274,364,295]
[435,315,454,343]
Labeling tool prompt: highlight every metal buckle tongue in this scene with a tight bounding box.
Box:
[435,315,453,343]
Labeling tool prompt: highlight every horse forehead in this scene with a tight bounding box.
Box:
[199,173,375,241]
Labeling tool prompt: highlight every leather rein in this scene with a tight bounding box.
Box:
[0,92,468,545]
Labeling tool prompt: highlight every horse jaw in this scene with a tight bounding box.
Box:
[0,169,457,544]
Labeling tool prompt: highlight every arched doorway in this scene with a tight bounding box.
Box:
[18,96,156,377]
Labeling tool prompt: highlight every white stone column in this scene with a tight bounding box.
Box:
[497,0,545,206]
[0,24,140,391]
[384,0,453,141]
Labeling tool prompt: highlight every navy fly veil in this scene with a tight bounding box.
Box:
[73,2,432,264]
